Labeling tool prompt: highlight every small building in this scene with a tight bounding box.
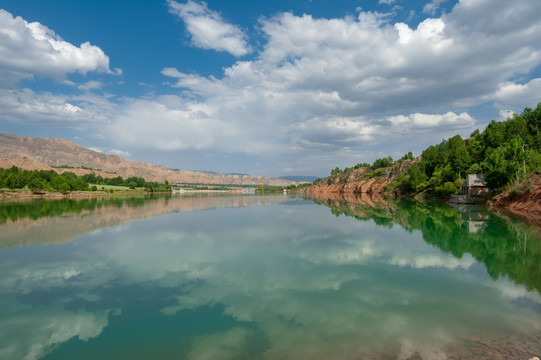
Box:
[449,174,489,204]
[461,174,490,197]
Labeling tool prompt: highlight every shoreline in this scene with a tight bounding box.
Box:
[0,189,170,200]
[296,185,541,234]
[0,188,251,201]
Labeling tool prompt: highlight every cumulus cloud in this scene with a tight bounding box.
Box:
[0,9,114,86]
[96,1,541,173]
[487,78,541,110]
[167,0,251,57]
[386,112,475,131]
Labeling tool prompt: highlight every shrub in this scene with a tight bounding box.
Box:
[436,182,458,197]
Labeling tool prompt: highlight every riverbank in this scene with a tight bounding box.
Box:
[296,169,541,231]
[490,174,541,231]
[298,161,413,198]
[0,189,169,200]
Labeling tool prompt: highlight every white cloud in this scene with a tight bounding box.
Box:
[88,147,103,153]
[386,112,475,130]
[102,2,541,173]
[423,0,447,16]
[498,110,515,121]
[77,80,103,92]
[3,1,541,175]
[487,78,541,110]
[107,148,131,157]
[167,0,251,57]
[0,89,110,129]
[379,0,397,4]
[0,9,114,86]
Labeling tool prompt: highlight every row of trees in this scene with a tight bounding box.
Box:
[330,152,416,176]
[79,173,170,192]
[0,167,171,193]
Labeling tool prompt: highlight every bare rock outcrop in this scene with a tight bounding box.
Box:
[300,160,414,197]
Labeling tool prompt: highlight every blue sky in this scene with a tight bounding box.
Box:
[1,0,540,177]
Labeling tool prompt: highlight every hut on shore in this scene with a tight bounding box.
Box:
[449,174,490,204]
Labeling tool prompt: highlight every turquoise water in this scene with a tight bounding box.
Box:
[0,194,540,359]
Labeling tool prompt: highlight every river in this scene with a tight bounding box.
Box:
[0,193,540,359]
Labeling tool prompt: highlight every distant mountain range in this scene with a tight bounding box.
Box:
[0,133,296,187]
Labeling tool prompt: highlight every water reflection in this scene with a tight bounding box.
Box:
[0,193,292,248]
[311,193,541,295]
[0,194,540,359]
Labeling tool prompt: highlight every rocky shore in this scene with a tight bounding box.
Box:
[298,163,541,230]
[491,174,541,231]
[299,160,413,198]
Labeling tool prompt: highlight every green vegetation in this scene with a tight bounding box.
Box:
[255,186,283,193]
[0,167,171,194]
[394,103,541,196]
[284,182,312,191]
[326,103,541,197]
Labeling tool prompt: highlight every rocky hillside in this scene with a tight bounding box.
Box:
[0,133,295,186]
[491,174,541,229]
[299,160,414,197]
[0,157,119,179]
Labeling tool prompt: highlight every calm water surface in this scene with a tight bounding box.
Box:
[0,193,540,360]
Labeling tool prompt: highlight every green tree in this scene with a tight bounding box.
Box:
[372,156,393,169]
[330,167,342,175]
[5,173,24,189]
[27,177,47,193]
[522,103,541,151]
[52,176,71,193]
[436,181,458,197]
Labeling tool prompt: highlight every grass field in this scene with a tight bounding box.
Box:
[90,184,137,191]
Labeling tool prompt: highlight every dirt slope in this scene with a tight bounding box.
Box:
[491,174,541,230]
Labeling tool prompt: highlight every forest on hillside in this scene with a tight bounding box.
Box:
[329,103,541,197]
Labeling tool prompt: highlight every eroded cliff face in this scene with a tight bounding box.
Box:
[491,174,541,231]
[300,160,413,197]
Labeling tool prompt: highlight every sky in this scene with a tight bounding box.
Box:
[0,0,540,177]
